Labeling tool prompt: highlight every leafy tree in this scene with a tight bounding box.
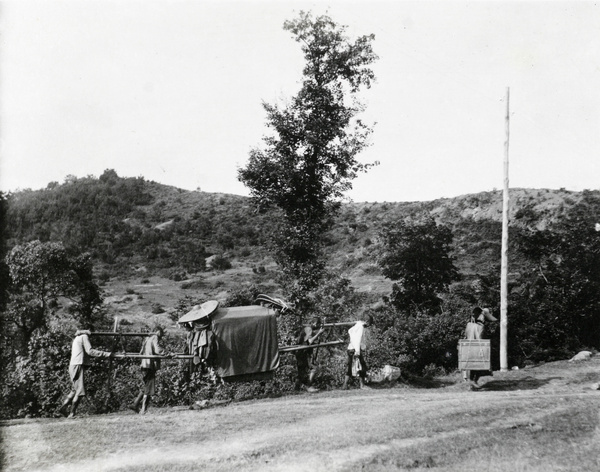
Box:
[238,11,378,311]
[4,240,103,351]
[378,218,459,314]
[509,195,600,361]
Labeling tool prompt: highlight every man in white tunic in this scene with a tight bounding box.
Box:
[56,329,112,418]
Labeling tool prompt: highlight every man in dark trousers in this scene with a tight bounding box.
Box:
[129,326,170,414]
[294,317,325,393]
[56,329,113,418]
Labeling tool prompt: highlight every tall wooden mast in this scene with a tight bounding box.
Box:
[500,87,510,372]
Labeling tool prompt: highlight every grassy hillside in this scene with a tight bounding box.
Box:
[5,172,599,308]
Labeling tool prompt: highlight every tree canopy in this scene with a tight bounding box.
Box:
[238,11,378,307]
[4,240,103,351]
[509,193,600,359]
[378,218,459,314]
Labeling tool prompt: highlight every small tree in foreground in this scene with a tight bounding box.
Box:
[4,240,104,352]
[238,11,378,314]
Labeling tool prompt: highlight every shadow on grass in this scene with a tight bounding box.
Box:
[480,376,562,391]
[369,375,456,390]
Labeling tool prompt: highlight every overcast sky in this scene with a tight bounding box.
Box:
[1,0,599,202]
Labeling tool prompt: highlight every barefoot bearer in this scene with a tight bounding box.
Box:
[56,329,113,418]
[129,326,171,414]
[343,315,374,390]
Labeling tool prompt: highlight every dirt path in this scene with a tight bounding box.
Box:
[3,359,600,472]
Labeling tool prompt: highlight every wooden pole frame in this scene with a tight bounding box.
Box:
[500,87,510,372]
[109,339,346,359]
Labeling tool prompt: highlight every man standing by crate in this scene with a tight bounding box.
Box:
[463,307,497,388]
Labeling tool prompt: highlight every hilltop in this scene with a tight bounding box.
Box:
[4,172,599,314]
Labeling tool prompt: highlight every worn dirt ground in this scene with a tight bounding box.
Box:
[2,358,600,472]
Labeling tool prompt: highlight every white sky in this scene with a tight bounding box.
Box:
[1,0,599,202]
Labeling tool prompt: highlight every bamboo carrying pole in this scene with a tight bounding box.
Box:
[90,332,156,336]
[110,340,346,358]
[322,322,357,328]
[111,354,194,359]
[107,341,346,358]
[278,340,345,353]
[500,88,510,372]
[91,320,353,356]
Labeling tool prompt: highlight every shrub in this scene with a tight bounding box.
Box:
[224,285,265,307]
[169,271,187,282]
[211,255,232,271]
[181,279,205,290]
[368,304,466,376]
[1,329,74,418]
[151,303,165,314]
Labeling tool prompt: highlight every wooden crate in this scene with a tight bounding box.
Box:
[458,339,490,371]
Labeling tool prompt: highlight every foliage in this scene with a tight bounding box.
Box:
[378,217,459,314]
[223,284,265,307]
[507,194,600,364]
[210,255,232,271]
[4,240,104,352]
[368,295,472,375]
[0,329,98,418]
[4,170,266,277]
[7,170,152,255]
[238,11,378,309]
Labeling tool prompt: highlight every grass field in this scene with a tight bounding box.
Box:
[2,357,600,472]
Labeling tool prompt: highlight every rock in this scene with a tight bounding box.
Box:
[382,365,401,382]
[568,351,593,362]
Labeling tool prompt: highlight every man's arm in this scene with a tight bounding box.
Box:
[82,334,112,358]
[296,328,308,346]
[152,336,164,356]
[308,328,325,345]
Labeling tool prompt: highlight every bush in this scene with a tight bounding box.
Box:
[224,285,265,307]
[180,279,205,290]
[368,304,466,376]
[151,303,165,314]
[1,329,74,418]
[211,255,232,271]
